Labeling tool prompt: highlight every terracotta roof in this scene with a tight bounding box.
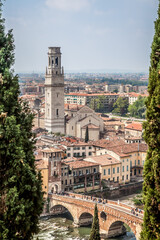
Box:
[61,141,92,147]
[42,147,63,153]
[65,93,118,97]
[128,92,148,97]
[82,123,100,129]
[64,159,99,169]
[104,121,124,126]
[64,104,84,110]
[85,154,121,166]
[125,122,142,131]
[92,139,125,149]
[108,143,148,155]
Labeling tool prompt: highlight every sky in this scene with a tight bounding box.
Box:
[3,0,159,73]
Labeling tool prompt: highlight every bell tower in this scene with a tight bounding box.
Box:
[45,47,65,134]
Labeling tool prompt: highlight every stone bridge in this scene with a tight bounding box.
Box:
[49,192,143,239]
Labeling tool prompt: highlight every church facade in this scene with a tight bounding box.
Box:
[45,47,104,140]
[66,106,104,141]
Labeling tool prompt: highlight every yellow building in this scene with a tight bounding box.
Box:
[36,159,49,199]
[85,153,129,184]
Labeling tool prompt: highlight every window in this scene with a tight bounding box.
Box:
[72,126,73,130]
[139,169,141,174]
[73,171,76,176]
[79,171,82,175]
[67,153,70,157]
[108,169,110,175]
[117,167,119,173]
[122,175,124,180]
[104,169,106,175]
[135,160,136,166]
[55,57,58,65]
[82,147,85,150]
[126,175,128,180]
[89,152,92,156]
[113,177,115,182]
[61,173,63,176]
[89,146,92,149]
[56,109,59,116]
[117,176,119,182]
[54,161,56,167]
[123,159,124,162]
[61,180,63,184]
[122,166,124,172]
[127,165,129,171]
[48,109,50,116]
[67,147,70,151]
[70,179,72,184]
[94,168,96,173]
[113,168,115,174]
[138,160,140,165]
[130,161,132,167]
[65,180,67,185]
[86,169,89,174]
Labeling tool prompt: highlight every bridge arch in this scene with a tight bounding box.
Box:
[79,212,93,226]
[50,200,78,223]
[107,220,136,239]
[50,204,74,221]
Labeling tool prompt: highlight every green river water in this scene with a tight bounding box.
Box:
[34,216,136,240]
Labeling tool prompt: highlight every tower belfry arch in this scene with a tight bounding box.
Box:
[45,47,65,134]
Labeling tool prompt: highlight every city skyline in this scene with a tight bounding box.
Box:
[3,0,158,73]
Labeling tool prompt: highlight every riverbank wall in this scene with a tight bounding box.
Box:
[87,181,143,200]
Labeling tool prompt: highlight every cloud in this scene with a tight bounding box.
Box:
[45,0,89,11]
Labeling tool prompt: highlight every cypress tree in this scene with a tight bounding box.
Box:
[0,1,44,239]
[85,126,89,143]
[141,1,160,239]
[89,204,101,240]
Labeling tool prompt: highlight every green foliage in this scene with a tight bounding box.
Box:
[132,193,143,206]
[112,97,129,116]
[0,1,43,239]
[128,96,146,119]
[85,126,89,143]
[85,77,148,86]
[140,3,160,239]
[89,204,101,240]
[89,96,105,112]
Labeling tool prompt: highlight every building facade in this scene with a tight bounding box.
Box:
[45,47,65,134]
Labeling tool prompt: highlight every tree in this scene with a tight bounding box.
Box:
[141,2,160,239]
[0,1,43,239]
[89,204,100,240]
[85,126,89,142]
[112,97,129,116]
[128,96,146,119]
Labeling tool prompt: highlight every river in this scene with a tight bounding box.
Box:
[34,215,136,240]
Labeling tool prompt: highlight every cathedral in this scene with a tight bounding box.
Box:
[45,47,104,140]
